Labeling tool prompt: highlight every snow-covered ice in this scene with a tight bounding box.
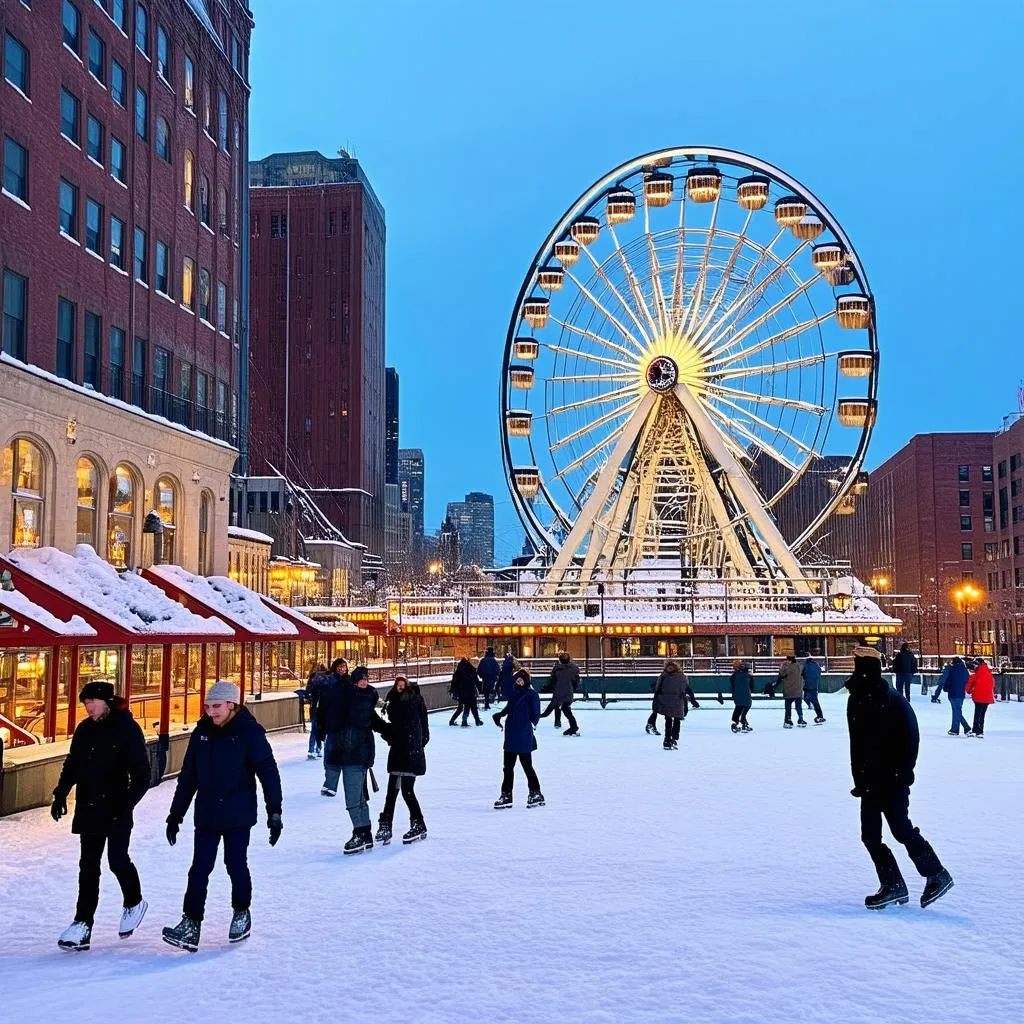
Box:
[1,695,1021,1024]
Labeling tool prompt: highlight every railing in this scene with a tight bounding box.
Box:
[117,383,235,443]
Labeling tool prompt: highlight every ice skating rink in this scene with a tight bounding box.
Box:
[1,694,1021,1024]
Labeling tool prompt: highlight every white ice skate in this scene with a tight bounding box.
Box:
[119,899,148,938]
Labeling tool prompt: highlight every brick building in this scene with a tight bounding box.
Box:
[985,414,1024,661]
[247,150,386,563]
[1,0,252,573]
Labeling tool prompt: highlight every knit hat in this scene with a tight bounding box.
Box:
[853,646,882,661]
[205,680,240,704]
[79,681,115,704]
[351,666,369,684]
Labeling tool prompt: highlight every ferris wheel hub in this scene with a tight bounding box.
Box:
[645,356,679,393]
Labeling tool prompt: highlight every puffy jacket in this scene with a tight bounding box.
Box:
[801,659,822,693]
[305,670,331,718]
[53,701,150,835]
[549,659,580,704]
[779,660,803,698]
[967,663,996,704]
[168,706,282,831]
[478,653,501,692]
[503,680,541,754]
[318,679,386,769]
[381,683,429,776]
[450,659,481,702]
[942,660,969,700]
[655,668,688,718]
[499,655,516,701]
[729,665,753,706]
[892,649,918,676]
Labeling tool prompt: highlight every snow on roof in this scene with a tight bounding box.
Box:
[258,594,357,634]
[0,587,97,637]
[228,526,275,545]
[0,352,236,452]
[7,547,233,636]
[149,565,297,635]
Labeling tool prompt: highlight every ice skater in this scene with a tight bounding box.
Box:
[729,660,753,732]
[942,656,971,735]
[802,655,825,724]
[780,655,806,728]
[376,675,429,845]
[51,681,150,952]
[317,658,350,793]
[449,657,483,727]
[967,658,995,737]
[162,681,283,952]
[540,652,581,736]
[478,646,501,710]
[304,662,328,759]
[892,643,918,702]
[846,646,953,910]
[654,660,687,750]
[494,667,544,808]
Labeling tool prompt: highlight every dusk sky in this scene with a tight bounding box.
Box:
[248,0,1023,563]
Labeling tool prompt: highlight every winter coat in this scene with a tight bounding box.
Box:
[779,660,803,698]
[53,702,150,835]
[847,658,919,799]
[318,679,386,769]
[801,659,822,693]
[382,684,429,776]
[549,660,580,704]
[655,668,688,718]
[478,653,501,693]
[305,671,331,718]
[729,665,753,707]
[942,660,969,700]
[503,681,541,754]
[967,663,996,704]
[892,649,918,676]
[450,660,481,702]
[499,654,516,701]
[168,706,282,831]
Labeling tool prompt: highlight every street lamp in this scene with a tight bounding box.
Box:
[952,583,983,656]
[871,573,890,594]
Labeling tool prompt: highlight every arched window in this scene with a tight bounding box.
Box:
[6,438,44,548]
[107,464,136,569]
[183,150,194,209]
[198,491,211,574]
[199,175,210,226]
[75,457,98,548]
[155,476,177,564]
[155,116,171,162]
[218,185,228,235]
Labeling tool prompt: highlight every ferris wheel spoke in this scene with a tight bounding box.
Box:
[704,384,828,416]
[607,222,661,338]
[549,372,639,384]
[542,342,637,372]
[547,382,642,417]
[707,316,834,372]
[690,210,753,341]
[681,193,722,338]
[710,351,828,381]
[550,316,643,363]
[645,231,670,336]
[553,423,630,480]
[550,397,640,452]
[704,393,820,459]
[562,269,649,354]
[669,195,688,329]
[701,400,800,473]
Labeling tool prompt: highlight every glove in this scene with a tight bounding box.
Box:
[166,819,180,846]
[850,788,862,798]
[51,795,67,822]
[268,812,283,847]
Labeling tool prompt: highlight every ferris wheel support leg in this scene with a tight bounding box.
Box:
[672,384,813,595]
[543,393,657,595]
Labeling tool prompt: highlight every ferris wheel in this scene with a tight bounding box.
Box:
[500,147,878,593]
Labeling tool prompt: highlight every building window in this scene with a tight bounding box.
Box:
[131,336,146,406]
[982,465,993,483]
[216,281,226,332]
[86,114,104,164]
[155,116,170,161]
[85,196,103,255]
[112,0,127,31]
[4,32,30,96]
[958,465,970,482]
[1012,454,1022,473]
[110,135,126,183]
[135,85,148,140]
[76,456,98,547]
[152,346,169,412]
[984,516,995,533]
[107,465,135,568]
[270,212,287,238]
[199,175,210,225]
[111,59,126,106]
[154,476,176,563]
[3,136,28,202]
[156,25,170,82]
[960,514,972,531]
[218,89,228,150]
[183,149,194,208]
[218,185,228,234]
[202,82,211,133]
[2,269,27,360]
[61,89,81,145]
[179,362,191,403]
[199,268,210,321]
[135,3,148,56]
[182,256,195,309]
[184,55,195,111]
[57,297,76,380]
[984,542,997,562]
[133,225,147,283]
[84,311,100,388]
[109,325,125,399]
[63,1,81,55]
[959,489,970,508]
[59,178,78,238]
[9,438,45,548]
[998,460,1007,480]
[198,491,211,574]
[155,240,169,295]
[109,214,125,269]
[961,543,973,562]
[88,28,105,83]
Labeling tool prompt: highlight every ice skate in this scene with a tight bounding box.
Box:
[645,723,660,736]
[921,868,954,908]
[493,792,513,810]
[741,723,753,732]
[228,908,251,944]
[814,716,826,724]
[663,740,673,750]
[57,920,91,951]
[784,722,794,729]
[797,721,808,728]
[563,727,580,736]
[162,915,201,952]
[402,819,427,844]
[118,899,148,939]
[527,790,545,808]
[306,752,317,760]
[864,880,909,910]
[492,712,503,730]
[343,828,373,855]
[731,723,740,733]
[321,786,336,797]
[375,818,393,846]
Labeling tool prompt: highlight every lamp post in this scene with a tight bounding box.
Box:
[952,583,983,656]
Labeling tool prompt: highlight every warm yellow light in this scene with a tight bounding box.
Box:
[428,561,442,575]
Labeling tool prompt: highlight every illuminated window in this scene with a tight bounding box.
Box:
[76,456,98,547]
[155,475,176,563]
[198,491,211,574]
[183,149,194,209]
[7,438,44,548]
[107,464,135,568]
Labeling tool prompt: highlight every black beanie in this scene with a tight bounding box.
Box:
[350,666,369,684]
[79,681,115,704]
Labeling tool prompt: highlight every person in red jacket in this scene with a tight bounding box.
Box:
[967,659,996,738]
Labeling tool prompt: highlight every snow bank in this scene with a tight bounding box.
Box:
[7,547,233,636]
[0,587,96,637]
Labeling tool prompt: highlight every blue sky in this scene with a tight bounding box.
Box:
[248,0,1023,563]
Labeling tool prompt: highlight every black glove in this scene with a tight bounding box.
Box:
[166,819,180,846]
[50,795,67,822]
[268,812,283,847]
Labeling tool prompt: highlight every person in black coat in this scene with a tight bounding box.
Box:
[51,681,150,951]
[846,647,953,910]
[376,676,429,845]
[313,658,349,787]
[449,657,483,727]
[477,647,501,710]
[162,681,283,952]
[494,668,544,808]
[304,663,328,759]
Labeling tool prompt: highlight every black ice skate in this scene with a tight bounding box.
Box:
[731,723,740,733]
[343,828,373,855]
[402,819,427,844]
[228,909,251,944]
[814,716,826,725]
[162,915,201,952]
[645,723,661,736]
[864,879,909,910]
[493,792,513,810]
[57,920,91,951]
[797,721,808,728]
[527,791,545,808]
[921,868,954,908]
[784,722,794,729]
[321,786,336,797]
[741,723,753,732]
[375,818,393,846]
[563,727,580,736]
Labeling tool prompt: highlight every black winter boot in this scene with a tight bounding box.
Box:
[921,868,954,908]
[865,847,909,910]
[162,915,202,952]
[228,909,251,944]
[527,790,545,808]
[402,818,427,844]
[375,817,393,846]
[343,828,373,855]
[493,792,512,810]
